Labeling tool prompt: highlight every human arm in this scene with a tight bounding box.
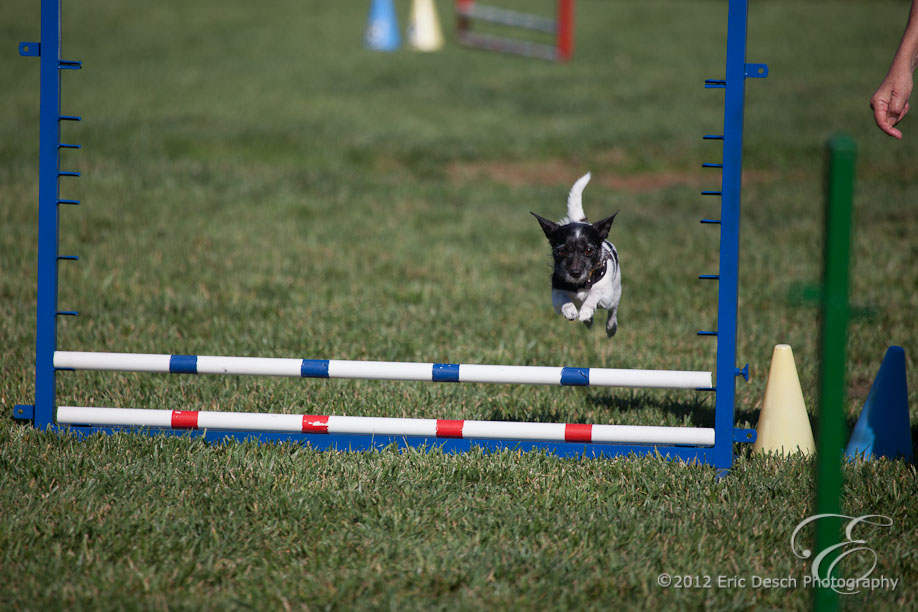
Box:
[871,0,918,139]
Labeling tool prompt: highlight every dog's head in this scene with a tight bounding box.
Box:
[532,212,618,287]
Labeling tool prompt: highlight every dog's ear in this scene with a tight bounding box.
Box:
[531,212,560,238]
[593,211,619,240]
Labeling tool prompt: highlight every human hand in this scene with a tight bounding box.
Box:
[871,66,914,139]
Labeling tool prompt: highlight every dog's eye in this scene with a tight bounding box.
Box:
[584,247,594,256]
[557,248,570,257]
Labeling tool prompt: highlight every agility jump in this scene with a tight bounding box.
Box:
[15,0,764,469]
[456,0,575,62]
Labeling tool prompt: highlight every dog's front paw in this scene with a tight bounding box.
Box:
[561,303,579,320]
[578,305,595,323]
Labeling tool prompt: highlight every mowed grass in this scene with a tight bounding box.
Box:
[1,0,917,609]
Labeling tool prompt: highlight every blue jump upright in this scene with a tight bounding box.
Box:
[15,1,766,471]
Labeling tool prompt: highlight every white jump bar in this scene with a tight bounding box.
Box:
[53,351,713,390]
[57,406,716,447]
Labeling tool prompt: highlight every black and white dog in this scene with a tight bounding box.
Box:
[532,173,621,337]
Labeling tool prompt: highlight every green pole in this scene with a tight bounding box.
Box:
[813,134,856,612]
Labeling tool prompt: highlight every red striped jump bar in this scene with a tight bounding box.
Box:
[57,407,715,446]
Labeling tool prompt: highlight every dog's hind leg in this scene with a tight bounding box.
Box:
[605,308,618,338]
[582,316,594,330]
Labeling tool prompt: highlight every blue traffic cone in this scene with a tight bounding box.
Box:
[365,0,401,51]
[845,346,913,461]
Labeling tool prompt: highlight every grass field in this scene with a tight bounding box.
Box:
[2,0,917,609]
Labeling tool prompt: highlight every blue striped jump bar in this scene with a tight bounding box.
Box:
[53,351,712,390]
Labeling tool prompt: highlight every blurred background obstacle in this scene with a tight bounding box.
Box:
[365,0,402,51]
[408,0,445,52]
[456,0,575,62]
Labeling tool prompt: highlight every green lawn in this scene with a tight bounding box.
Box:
[2,0,917,609]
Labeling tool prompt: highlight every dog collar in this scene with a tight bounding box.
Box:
[585,259,608,289]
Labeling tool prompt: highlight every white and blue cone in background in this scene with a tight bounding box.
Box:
[365,0,401,52]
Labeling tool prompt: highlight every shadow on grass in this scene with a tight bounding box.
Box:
[733,405,762,429]
[480,391,719,427]
[587,392,716,427]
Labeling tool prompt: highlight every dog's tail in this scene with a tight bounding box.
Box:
[562,172,591,224]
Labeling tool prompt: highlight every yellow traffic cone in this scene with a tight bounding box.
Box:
[752,344,816,457]
[407,0,444,52]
